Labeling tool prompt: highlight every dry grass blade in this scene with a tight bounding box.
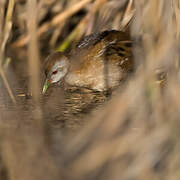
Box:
[173,0,180,38]
[27,0,40,102]
[27,0,43,126]
[0,68,16,103]
[12,0,93,48]
[0,0,16,103]
[57,0,108,51]
[119,0,135,30]
[2,0,180,180]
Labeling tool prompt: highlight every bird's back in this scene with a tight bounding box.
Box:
[66,30,134,91]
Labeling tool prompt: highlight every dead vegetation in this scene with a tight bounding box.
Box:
[1,0,180,179]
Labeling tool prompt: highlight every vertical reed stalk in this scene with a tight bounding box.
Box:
[0,0,16,103]
[27,0,42,124]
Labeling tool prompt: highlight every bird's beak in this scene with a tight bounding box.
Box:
[42,79,51,94]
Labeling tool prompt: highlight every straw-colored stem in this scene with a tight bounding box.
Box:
[12,0,93,48]
[0,67,16,103]
[0,0,16,103]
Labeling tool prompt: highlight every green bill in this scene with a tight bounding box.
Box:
[42,79,50,94]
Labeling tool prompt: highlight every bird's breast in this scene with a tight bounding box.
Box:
[65,57,124,91]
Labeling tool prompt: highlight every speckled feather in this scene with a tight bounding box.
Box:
[44,30,134,91]
[66,30,134,91]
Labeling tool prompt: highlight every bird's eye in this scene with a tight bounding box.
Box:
[52,70,57,75]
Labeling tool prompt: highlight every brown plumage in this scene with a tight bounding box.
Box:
[43,30,134,93]
[42,30,134,133]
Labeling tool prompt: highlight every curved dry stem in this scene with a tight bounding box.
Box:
[12,0,93,48]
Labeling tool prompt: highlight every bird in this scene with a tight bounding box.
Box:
[42,30,134,94]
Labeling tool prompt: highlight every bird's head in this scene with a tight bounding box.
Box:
[42,52,69,94]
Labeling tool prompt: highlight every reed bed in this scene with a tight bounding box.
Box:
[0,0,180,179]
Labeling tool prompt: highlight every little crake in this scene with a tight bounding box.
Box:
[43,30,134,94]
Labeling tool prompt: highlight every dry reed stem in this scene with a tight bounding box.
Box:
[49,21,65,47]
[1,0,180,179]
[120,0,135,30]
[56,12,90,51]
[173,0,180,38]
[57,0,108,51]
[0,0,16,103]
[27,0,43,126]
[0,68,16,103]
[1,128,60,180]
[27,0,40,101]
[86,0,108,34]
[57,1,180,179]
[12,0,93,48]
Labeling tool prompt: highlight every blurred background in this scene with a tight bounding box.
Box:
[1,0,180,179]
